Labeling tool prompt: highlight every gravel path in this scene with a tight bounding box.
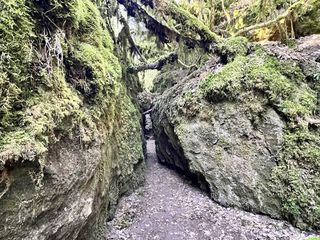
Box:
[106,140,317,240]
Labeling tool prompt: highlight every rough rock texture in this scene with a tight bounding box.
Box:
[0,1,144,239]
[152,37,320,230]
[137,91,156,112]
[153,69,283,217]
[152,68,189,94]
[1,131,144,240]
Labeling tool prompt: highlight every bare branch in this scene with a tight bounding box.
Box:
[127,52,178,73]
[142,107,154,115]
[221,0,231,25]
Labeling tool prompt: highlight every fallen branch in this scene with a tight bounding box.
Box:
[306,117,320,127]
[221,0,231,25]
[178,59,197,69]
[118,0,217,49]
[164,1,222,43]
[127,52,178,73]
[234,0,306,36]
[118,0,180,43]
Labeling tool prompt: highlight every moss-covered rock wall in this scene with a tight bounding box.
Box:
[152,35,320,231]
[0,0,145,239]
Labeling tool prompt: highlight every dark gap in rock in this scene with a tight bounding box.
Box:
[153,119,211,196]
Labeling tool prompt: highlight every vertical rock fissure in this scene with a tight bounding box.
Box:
[105,105,312,240]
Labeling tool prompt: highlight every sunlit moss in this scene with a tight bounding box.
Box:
[306,237,320,240]
[166,1,222,42]
[201,49,316,118]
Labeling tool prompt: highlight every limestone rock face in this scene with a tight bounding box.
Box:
[153,83,283,218]
[152,69,189,94]
[176,107,284,215]
[0,0,145,239]
[152,37,320,229]
[0,133,144,240]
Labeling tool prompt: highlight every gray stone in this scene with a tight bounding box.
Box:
[152,50,287,220]
[0,127,145,240]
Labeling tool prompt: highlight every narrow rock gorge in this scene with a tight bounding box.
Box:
[0,0,319,239]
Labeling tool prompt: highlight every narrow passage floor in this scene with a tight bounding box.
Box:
[106,140,312,240]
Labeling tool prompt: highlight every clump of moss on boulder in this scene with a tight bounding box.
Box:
[217,36,249,61]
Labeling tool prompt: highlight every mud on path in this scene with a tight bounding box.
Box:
[106,140,313,240]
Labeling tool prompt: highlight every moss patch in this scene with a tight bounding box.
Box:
[217,36,249,61]
[166,2,222,42]
[306,237,320,240]
[0,0,34,129]
[201,49,317,118]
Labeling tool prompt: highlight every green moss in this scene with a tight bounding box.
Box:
[271,161,319,225]
[271,127,320,229]
[70,0,113,49]
[282,86,317,117]
[0,67,83,162]
[69,0,121,106]
[71,0,101,31]
[201,49,316,118]
[201,48,320,230]
[113,93,144,166]
[0,0,34,129]
[0,0,124,168]
[167,2,222,42]
[200,55,245,102]
[73,42,120,98]
[296,0,320,36]
[218,36,249,59]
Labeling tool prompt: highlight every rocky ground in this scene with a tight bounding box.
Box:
[106,139,318,240]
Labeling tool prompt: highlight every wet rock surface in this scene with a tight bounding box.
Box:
[106,140,315,240]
